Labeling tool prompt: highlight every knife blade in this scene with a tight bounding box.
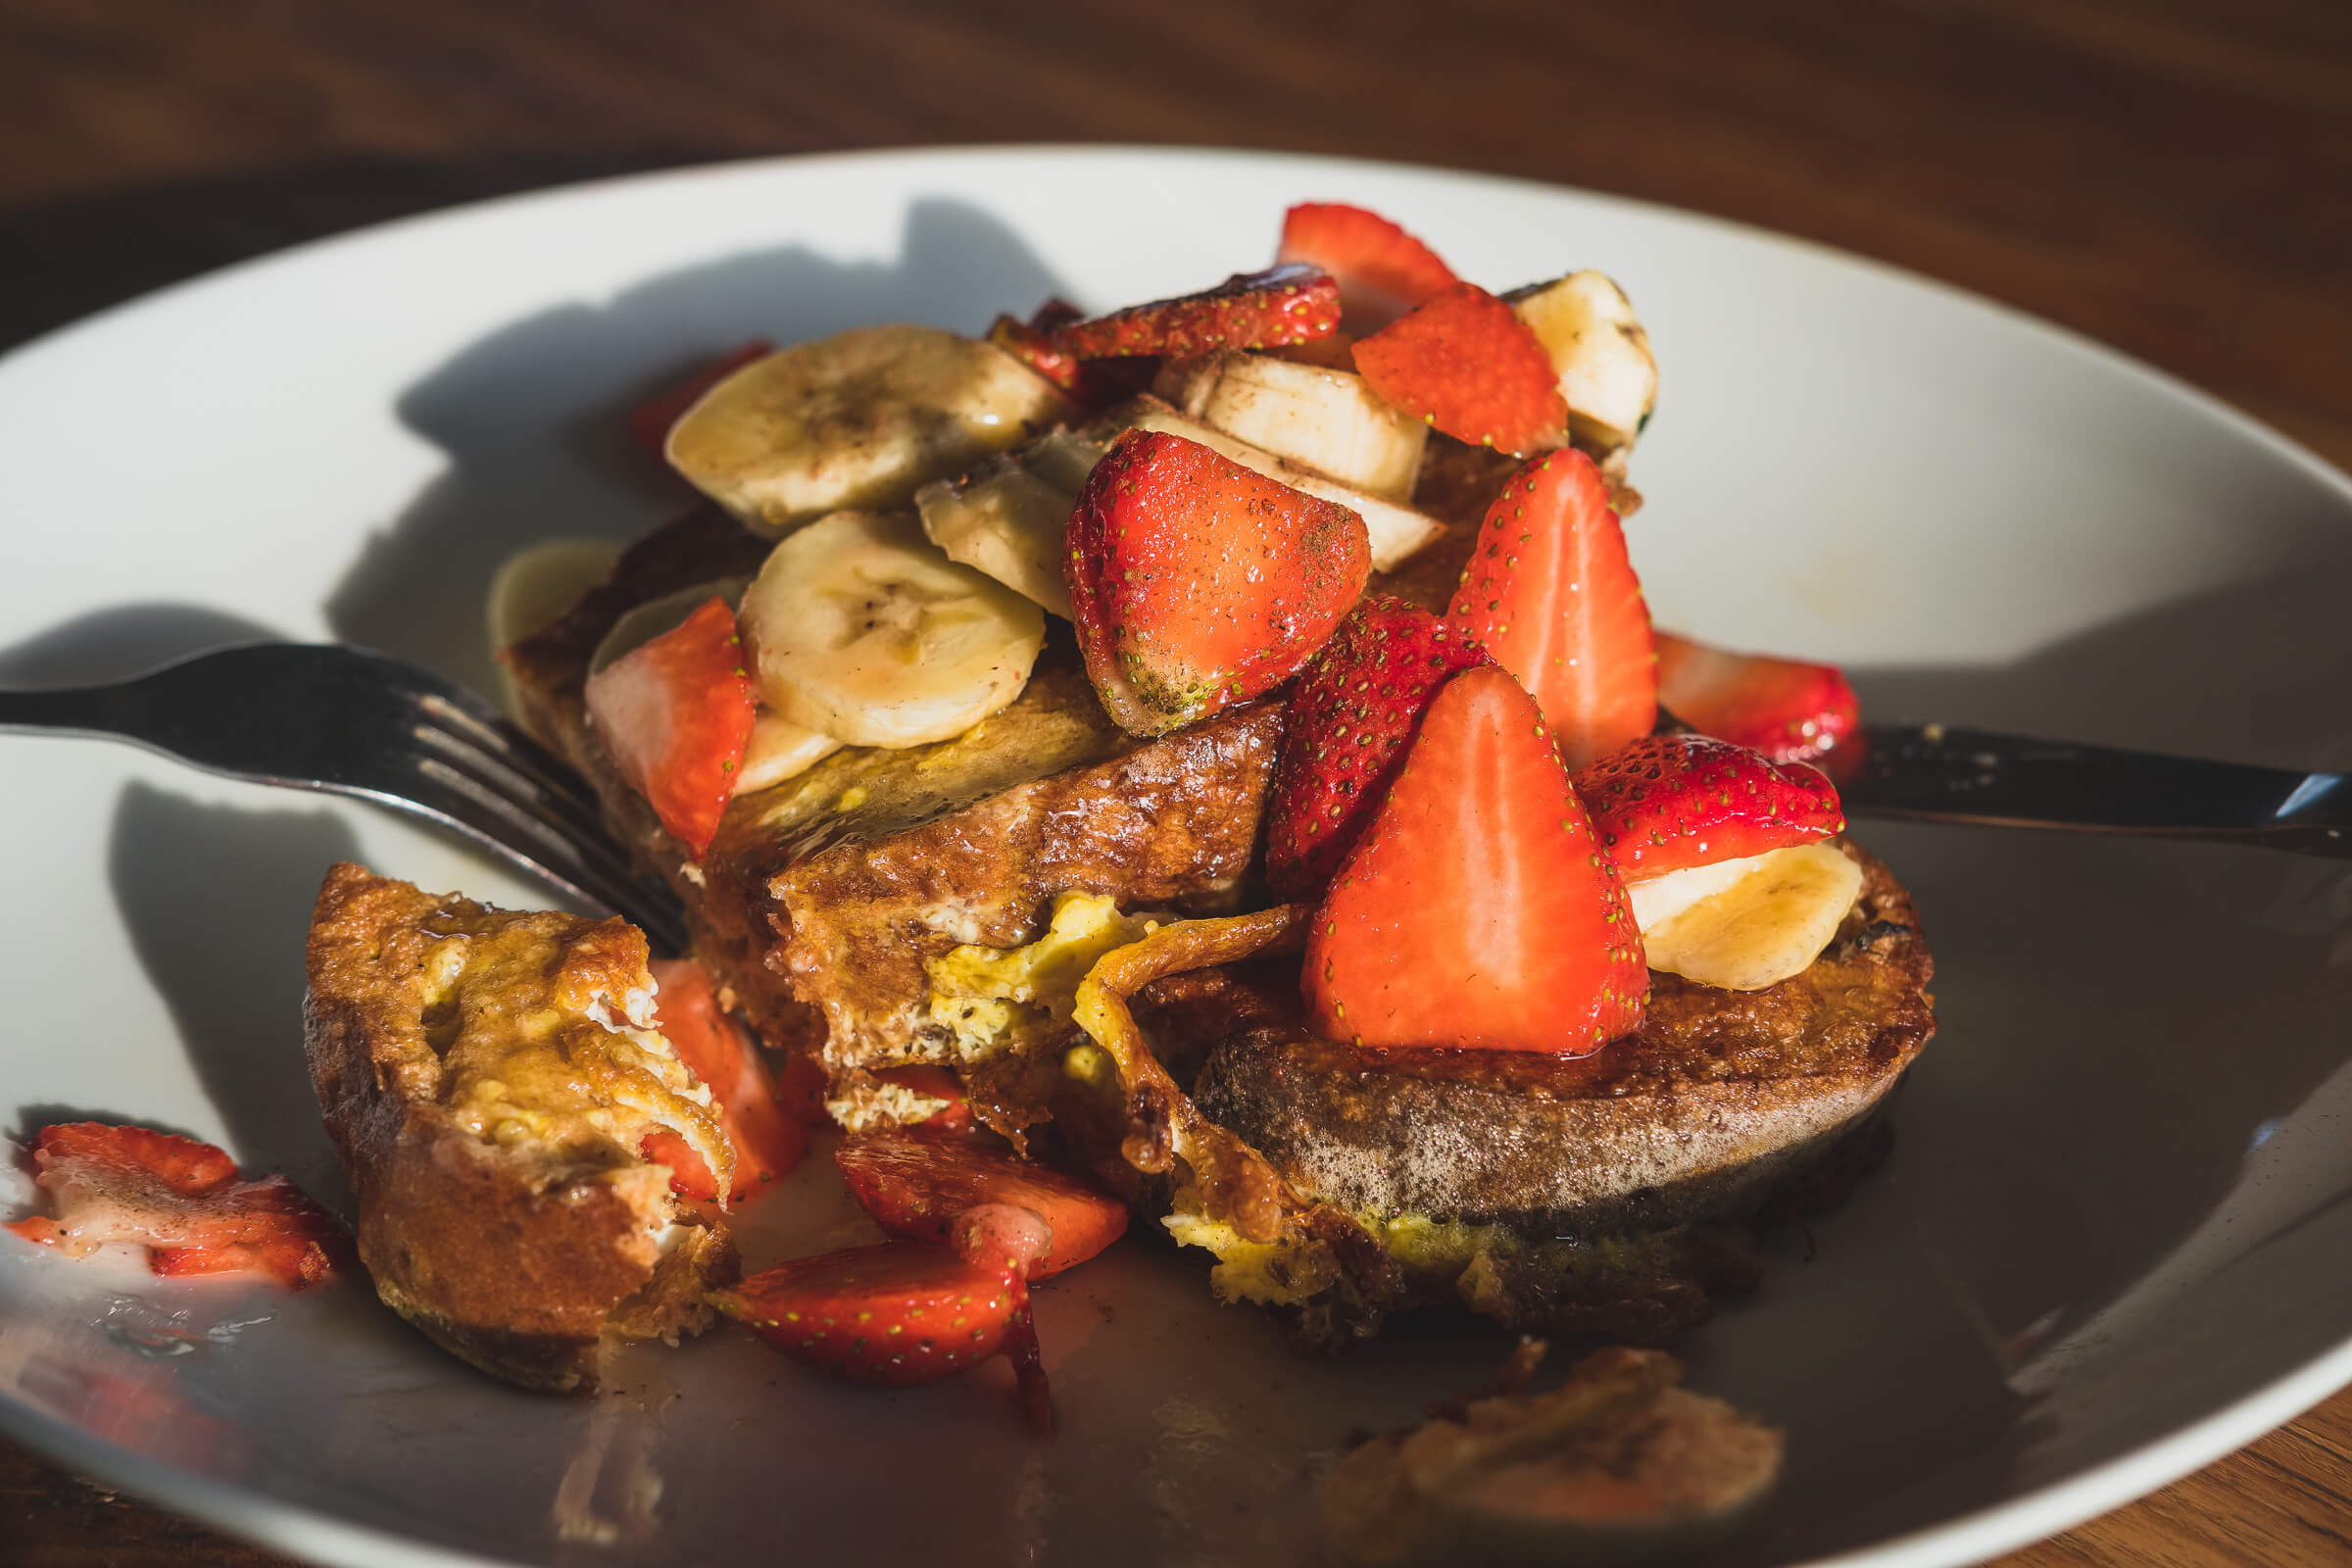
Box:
[1838,723,2352,858]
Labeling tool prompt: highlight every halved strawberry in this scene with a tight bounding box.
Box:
[1278,202,1460,332]
[7,1123,348,1290]
[582,595,758,857]
[835,1133,1128,1279]
[1573,734,1845,883]
[1301,664,1646,1054]
[1065,429,1371,735]
[1654,632,1861,766]
[986,314,1089,397]
[1264,596,1492,901]
[1049,265,1341,361]
[1448,449,1656,770]
[1351,282,1567,457]
[714,1240,1039,1396]
[639,957,806,1202]
[627,340,773,458]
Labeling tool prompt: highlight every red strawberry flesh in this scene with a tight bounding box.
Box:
[7,1123,347,1290]
[1448,449,1656,770]
[582,594,757,857]
[1050,265,1341,361]
[1654,632,1861,766]
[1278,203,1460,332]
[1264,595,1492,901]
[638,957,806,1202]
[713,1241,1028,1389]
[1351,282,1567,456]
[1302,664,1647,1054]
[1573,734,1845,882]
[1065,428,1371,735]
[835,1133,1128,1279]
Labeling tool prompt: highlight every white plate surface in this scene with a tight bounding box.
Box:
[3,146,2351,1568]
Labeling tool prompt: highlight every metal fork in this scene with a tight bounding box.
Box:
[0,642,690,953]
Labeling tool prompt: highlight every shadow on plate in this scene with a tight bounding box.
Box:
[102,781,359,1208]
[0,605,281,687]
[323,196,1069,697]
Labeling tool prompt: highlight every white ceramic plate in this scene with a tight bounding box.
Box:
[4,146,2351,1568]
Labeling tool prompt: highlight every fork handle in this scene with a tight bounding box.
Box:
[0,681,134,739]
[1845,723,2352,857]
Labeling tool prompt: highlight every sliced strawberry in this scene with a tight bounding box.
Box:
[986,313,1089,397]
[870,1064,975,1135]
[1448,449,1656,770]
[638,957,806,1202]
[1264,596,1493,901]
[627,340,773,458]
[1654,632,1861,766]
[835,1133,1128,1279]
[1351,282,1567,457]
[1573,734,1845,883]
[7,1123,348,1290]
[1277,202,1460,332]
[714,1240,1036,1393]
[583,595,758,857]
[1302,665,1646,1054]
[772,1048,834,1127]
[1050,265,1341,361]
[1065,429,1371,735]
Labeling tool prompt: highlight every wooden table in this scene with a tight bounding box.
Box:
[3,2,2347,1562]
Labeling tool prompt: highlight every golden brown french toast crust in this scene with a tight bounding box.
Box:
[301,862,734,1394]
[1186,841,1935,1240]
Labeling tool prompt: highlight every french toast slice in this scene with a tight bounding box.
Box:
[503,503,1297,1075]
[302,862,737,1393]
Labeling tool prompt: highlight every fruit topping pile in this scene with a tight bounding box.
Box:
[467,200,1880,1417]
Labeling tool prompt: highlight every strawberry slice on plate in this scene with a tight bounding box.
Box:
[1278,202,1460,331]
[627,339,772,458]
[1302,664,1647,1054]
[1573,734,1845,883]
[1264,595,1492,901]
[713,1239,1049,1418]
[1448,449,1656,769]
[1049,265,1341,361]
[582,594,758,857]
[1065,428,1371,735]
[1654,631,1861,766]
[835,1133,1128,1279]
[638,957,807,1203]
[1351,282,1567,456]
[7,1123,348,1290]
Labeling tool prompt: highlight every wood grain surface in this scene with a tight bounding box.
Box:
[2,2,2348,1564]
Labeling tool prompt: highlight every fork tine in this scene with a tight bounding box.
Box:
[412,690,607,816]
[408,713,630,859]
[401,758,690,954]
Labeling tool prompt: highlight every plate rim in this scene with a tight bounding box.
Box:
[4,140,2349,1568]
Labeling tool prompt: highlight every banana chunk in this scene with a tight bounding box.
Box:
[1508,272,1657,452]
[738,510,1046,749]
[734,712,842,794]
[1107,399,1444,572]
[915,439,1102,622]
[1632,843,1863,992]
[485,537,623,718]
[1160,352,1428,503]
[666,325,1077,534]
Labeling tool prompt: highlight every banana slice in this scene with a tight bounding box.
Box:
[915,450,1084,620]
[1508,272,1657,452]
[1158,352,1427,503]
[666,325,1077,534]
[485,537,622,717]
[1109,400,1444,572]
[734,711,842,794]
[738,510,1046,749]
[1632,843,1863,992]
[587,578,751,677]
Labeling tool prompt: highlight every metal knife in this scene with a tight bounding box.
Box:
[1838,723,2352,858]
